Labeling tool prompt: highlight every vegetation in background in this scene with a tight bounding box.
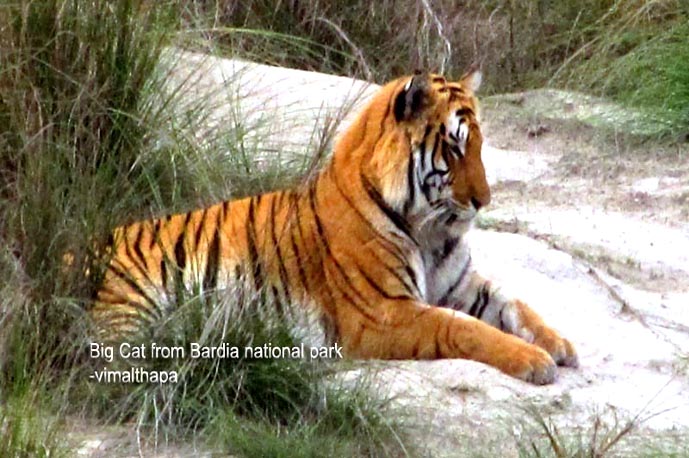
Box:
[185,0,688,140]
[552,0,689,139]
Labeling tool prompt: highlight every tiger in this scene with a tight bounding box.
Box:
[91,69,578,384]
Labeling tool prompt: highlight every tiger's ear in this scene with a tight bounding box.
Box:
[459,65,482,93]
[394,73,429,122]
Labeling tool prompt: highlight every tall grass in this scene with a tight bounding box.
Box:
[0,0,407,456]
[181,0,479,83]
[0,0,184,454]
[0,394,68,458]
[0,244,70,458]
[0,0,179,384]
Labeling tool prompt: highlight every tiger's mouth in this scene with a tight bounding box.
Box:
[429,199,477,226]
[446,207,477,225]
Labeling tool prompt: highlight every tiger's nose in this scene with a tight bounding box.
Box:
[470,197,482,210]
[470,193,490,211]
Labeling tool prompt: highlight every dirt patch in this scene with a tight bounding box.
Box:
[482,91,689,229]
[480,90,689,294]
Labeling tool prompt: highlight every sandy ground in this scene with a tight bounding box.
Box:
[76,51,689,456]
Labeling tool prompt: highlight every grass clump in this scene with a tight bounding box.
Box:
[0,247,70,458]
[511,404,689,458]
[0,393,68,458]
[517,407,635,457]
[102,289,408,456]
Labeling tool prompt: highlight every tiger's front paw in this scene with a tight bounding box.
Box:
[499,339,557,385]
[534,328,579,368]
[510,299,579,369]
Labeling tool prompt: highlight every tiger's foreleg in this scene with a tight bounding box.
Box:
[340,299,559,384]
[456,272,579,368]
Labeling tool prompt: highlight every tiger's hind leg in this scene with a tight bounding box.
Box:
[455,272,579,368]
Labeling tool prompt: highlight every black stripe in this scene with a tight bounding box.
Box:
[309,180,374,314]
[271,193,292,304]
[325,169,413,298]
[419,129,444,203]
[150,219,162,250]
[271,285,284,315]
[438,255,471,306]
[173,213,192,301]
[194,209,208,251]
[246,196,264,291]
[434,237,459,268]
[150,219,167,293]
[332,174,410,267]
[203,213,220,292]
[174,214,191,271]
[381,261,417,297]
[476,284,491,320]
[338,286,380,323]
[360,175,415,243]
[123,225,144,269]
[107,264,161,320]
[441,138,451,165]
[290,192,309,292]
[402,151,416,217]
[356,262,414,301]
[468,292,481,317]
[360,246,418,298]
[405,265,421,297]
[455,108,473,117]
[122,224,158,291]
[132,223,147,265]
[160,258,168,292]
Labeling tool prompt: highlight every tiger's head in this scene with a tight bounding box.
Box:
[338,69,490,232]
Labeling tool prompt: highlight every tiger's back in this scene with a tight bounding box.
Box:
[95,189,323,339]
[93,70,578,384]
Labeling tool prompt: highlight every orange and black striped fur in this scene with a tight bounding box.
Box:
[92,70,578,384]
